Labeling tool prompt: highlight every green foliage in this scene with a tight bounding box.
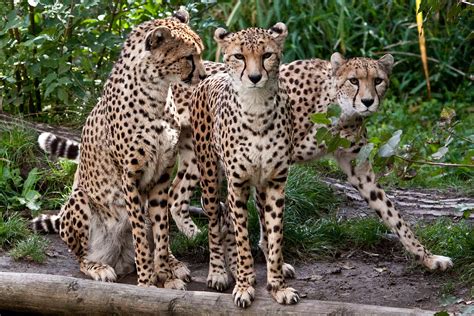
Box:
[416,219,474,285]
[1,1,471,121]
[0,126,77,213]
[9,234,49,263]
[0,213,30,249]
[367,98,473,191]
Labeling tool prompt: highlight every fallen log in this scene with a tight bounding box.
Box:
[0,272,434,316]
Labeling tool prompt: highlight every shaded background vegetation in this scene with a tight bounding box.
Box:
[0,0,472,290]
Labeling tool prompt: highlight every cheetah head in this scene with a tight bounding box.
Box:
[331,53,394,117]
[143,9,206,85]
[214,23,288,89]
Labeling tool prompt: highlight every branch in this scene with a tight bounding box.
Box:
[395,155,474,168]
[380,50,471,79]
[95,0,122,73]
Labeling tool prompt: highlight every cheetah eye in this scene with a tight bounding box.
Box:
[234,54,245,60]
[349,78,359,85]
[262,52,272,59]
[374,78,383,85]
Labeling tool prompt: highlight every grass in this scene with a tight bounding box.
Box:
[0,213,30,249]
[9,234,49,263]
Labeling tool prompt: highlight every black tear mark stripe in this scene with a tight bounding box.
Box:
[352,83,359,108]
[240,59,247,81]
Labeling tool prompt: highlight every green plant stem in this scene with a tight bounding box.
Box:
[395,155,474,168]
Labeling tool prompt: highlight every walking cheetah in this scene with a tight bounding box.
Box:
[191,23,300,308]
[34,10,207,288]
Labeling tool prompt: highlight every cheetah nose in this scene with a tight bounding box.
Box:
[361,99,374,108]
[248,74,262,84]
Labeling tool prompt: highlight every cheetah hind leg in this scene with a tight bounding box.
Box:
[60,189,118,282]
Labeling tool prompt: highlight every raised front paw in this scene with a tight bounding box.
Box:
[283,263,296,279]
[232,284,255,308]
[164,277,187,290]
[207,270,230,291]
[271,286,300,305]
[423,254,453,271]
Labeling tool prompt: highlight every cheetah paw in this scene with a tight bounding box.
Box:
[172,262,191,282]
[164,278,187,290]
[83,264,117,282]
[180,222,202,239]
[283,263,296,279]
[207,271,230,292]
[272,286,300,305]
[232,285,255,308]
[423,255,453,271]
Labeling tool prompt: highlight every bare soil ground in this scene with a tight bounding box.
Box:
[0,233,471,314]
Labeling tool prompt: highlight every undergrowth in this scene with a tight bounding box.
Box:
[0,213,48,263]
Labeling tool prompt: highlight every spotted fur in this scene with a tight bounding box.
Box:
[33,10,207,288]
[170,53,453,273]
[191,23,300,308]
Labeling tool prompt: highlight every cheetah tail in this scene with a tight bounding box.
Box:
[31,214,60,234]
[38,132,80,163]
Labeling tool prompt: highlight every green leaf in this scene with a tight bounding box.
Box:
[315,127,329,144]
[356,143,375,166]
[431,146,448,160]
[326,104,342,119]
[22,168,40,195]
[310,113,331,125]
[378,130,403,158]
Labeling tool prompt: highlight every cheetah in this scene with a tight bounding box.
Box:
[169,54,453,273]
[191,23,300,308]
[33,9,207,288]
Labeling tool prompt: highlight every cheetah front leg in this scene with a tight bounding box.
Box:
[258,184,300,305]
[121,173,156,286]
[335,154,453,271]
[255,189,296,279]
[227,182,256,308]
[148,166,186,290]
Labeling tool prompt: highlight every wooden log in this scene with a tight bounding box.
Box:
[0,272,434,316]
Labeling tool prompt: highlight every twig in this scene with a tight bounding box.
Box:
[395,155,474,168]
[95,0,122,73]
[380,50,470,79]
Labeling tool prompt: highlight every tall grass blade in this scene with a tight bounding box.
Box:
[415,0,431,99]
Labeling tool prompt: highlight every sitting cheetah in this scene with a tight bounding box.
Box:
[169,54,453,273]
[33,10,207,288]
[191,23,300,307]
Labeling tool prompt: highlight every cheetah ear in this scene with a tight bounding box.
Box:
[269,22,288,47]
[330,52,346,75]
[214,27,231,45]
[173,8,189,24]
[145,26,172,51]
[378,54,394,75]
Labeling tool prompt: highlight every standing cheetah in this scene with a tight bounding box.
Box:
[170,54,453,273]
[191,23,300,308]
[34,10,207,289]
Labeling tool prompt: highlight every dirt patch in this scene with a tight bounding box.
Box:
[1,234,471,314]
